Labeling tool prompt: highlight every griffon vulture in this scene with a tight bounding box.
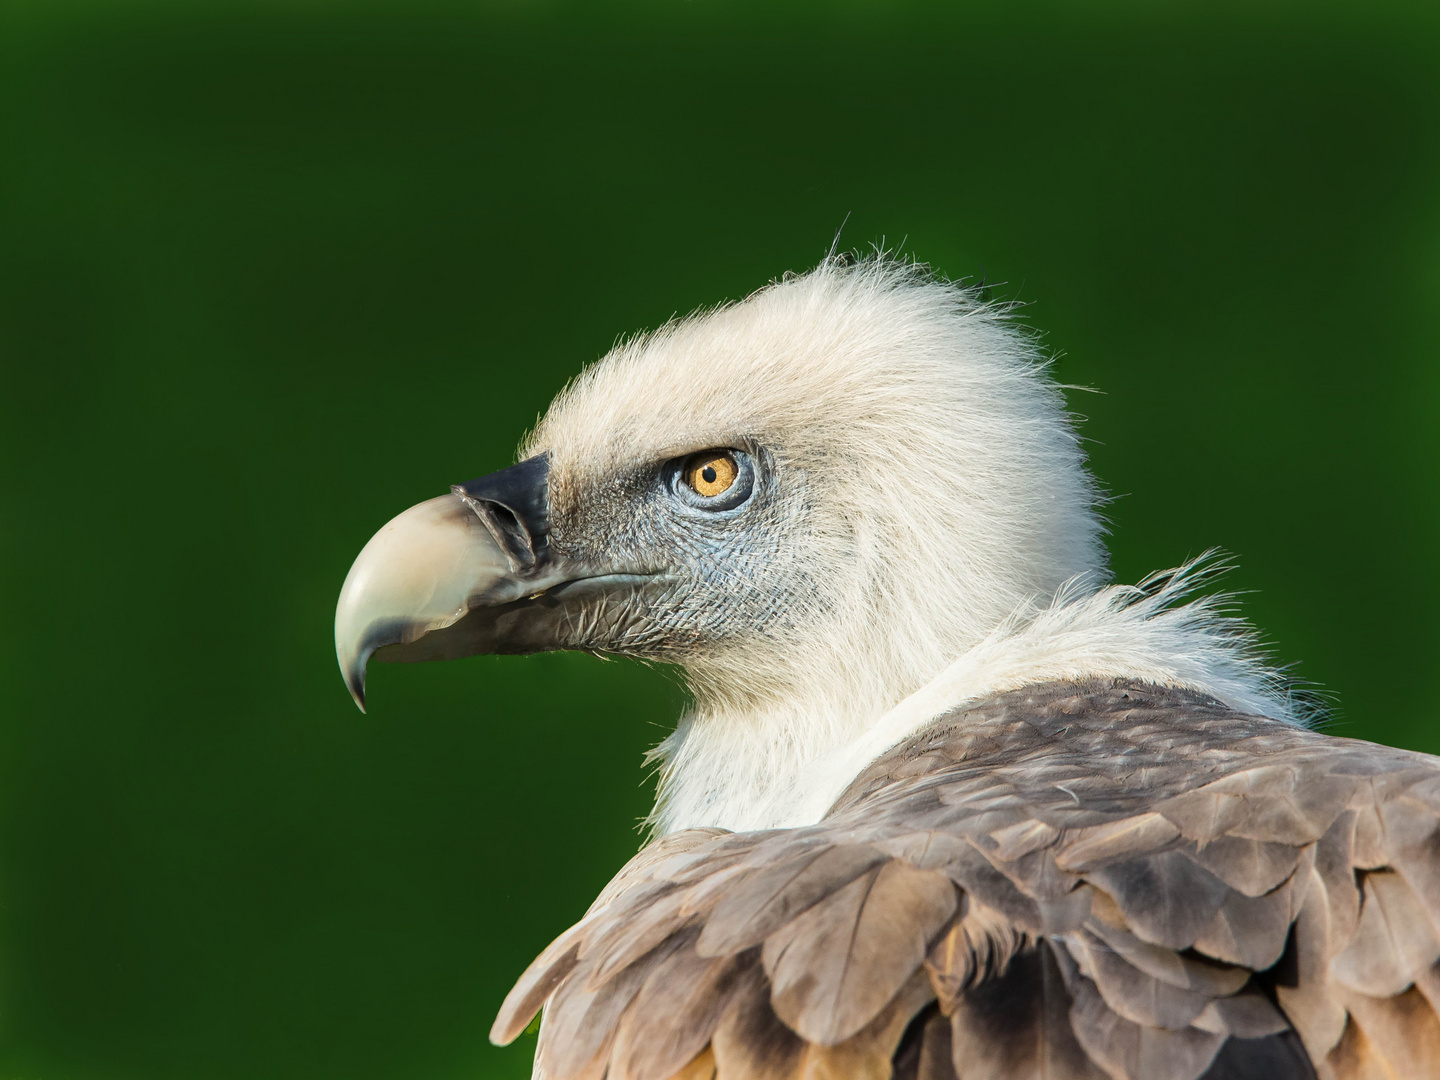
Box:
[334,259,1440,1080]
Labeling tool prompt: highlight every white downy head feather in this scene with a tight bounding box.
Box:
[525,257,1302,835]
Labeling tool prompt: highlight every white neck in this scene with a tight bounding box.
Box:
[648,561,1301,834]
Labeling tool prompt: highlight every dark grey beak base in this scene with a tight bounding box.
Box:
[453,453,551,573]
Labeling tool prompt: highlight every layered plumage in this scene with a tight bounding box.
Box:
[496,681,1440,1080]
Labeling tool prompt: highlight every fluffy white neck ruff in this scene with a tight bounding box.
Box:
[649,560,1302,835]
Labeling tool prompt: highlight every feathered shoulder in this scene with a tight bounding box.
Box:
[494,680,1440,1080]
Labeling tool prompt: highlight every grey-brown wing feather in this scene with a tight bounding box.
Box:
[492,680,1440,1080]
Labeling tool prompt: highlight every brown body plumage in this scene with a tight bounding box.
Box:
[494,681,1440,1080]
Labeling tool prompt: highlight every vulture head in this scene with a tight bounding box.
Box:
[336,258,1288,832]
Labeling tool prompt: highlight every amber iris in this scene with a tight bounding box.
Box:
[684,452,739,497]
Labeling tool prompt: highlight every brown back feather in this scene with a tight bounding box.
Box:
[491,680,1440,1080]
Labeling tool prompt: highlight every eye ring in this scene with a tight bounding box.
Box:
[670,448,756,512]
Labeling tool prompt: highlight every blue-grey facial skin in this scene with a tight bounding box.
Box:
[545,442,827,660]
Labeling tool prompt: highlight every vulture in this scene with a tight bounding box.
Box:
[334,258,1440,1080]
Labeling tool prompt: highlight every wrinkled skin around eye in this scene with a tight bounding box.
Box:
[544,446,844,659]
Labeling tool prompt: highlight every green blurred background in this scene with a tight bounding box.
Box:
[1,1,1437,1077]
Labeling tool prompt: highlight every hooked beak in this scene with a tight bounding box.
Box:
[334,454,655,711]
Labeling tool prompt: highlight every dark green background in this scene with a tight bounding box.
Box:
[2,2,1437,1077]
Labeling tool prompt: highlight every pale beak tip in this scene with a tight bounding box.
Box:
[334,492,515,714]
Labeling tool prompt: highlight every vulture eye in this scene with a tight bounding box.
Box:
[685,452,738,497]
[671,448,755,511]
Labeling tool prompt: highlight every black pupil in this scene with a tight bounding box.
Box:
[701,465,717,484]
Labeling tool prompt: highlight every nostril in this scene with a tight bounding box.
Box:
[458,496,540,574]
[450,453,552,574]
[487,503,531,554]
